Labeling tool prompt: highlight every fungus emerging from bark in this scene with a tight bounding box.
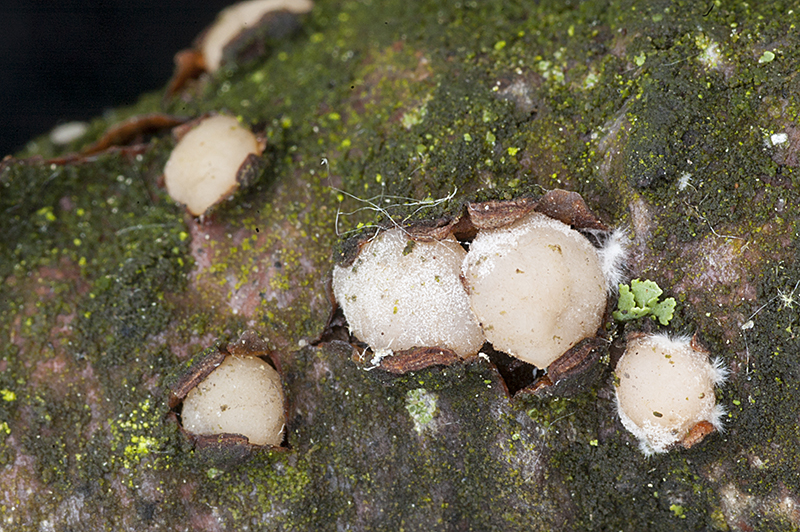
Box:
[462,212,607,369]
[163,115,261,216]
[201,0,314,72]
[330,191,626,382]
[332,228,485,359]
[181,355,286,447]
[615,333,726,455]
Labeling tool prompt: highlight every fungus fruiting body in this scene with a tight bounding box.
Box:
[201,0,314,73]
[331,192,627,382]
[462,212,607,369]
[332,228,485,359]
[163,114,262,216]
[49,121,88,146]
[165,0,313,98]
[181,355,286,447]
[615,333,726,455]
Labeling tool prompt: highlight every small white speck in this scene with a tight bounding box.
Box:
[49,121,88,145]
[771,132,788,145]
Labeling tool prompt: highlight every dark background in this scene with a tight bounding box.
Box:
[0,0,235,156]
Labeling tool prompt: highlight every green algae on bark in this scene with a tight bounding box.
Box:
[2,0,800,530]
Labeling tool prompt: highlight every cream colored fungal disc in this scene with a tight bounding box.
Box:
[332,228,485,357]
[463,213,606,369]
[164,115,259,216]
[182,355,286,446]
[615,335,717,453]
[201,0,314,72]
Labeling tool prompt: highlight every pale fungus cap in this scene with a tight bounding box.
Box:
[201,0,314,72]
[462,212,607,369]
[163,114,260,216]
[49,121,89,146]
[332,228,485,359]
[615,333,727,455]
[181,355,286,447]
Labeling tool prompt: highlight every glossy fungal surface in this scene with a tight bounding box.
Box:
[462,212,606,369]
[181,355,286,447]
[163,114,260,216]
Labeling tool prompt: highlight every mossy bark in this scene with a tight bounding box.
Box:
[2,1,800,530]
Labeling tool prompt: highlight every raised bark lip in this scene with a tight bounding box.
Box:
[164,49,206,100]
[1,113,191,166]
[377,346,463,375]
[333,188,611,269]
[80,114,190,157]
[680,420,715,450]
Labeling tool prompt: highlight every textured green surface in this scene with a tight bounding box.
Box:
[2,0,800,530]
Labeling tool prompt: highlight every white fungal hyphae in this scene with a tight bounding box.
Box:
[201,0,314,72]
[595,227,629,293]
[181,356,286,447]
[332,228,485,358]
[615,334,727,455]
[462,212,607,369]
[164,115,260,216]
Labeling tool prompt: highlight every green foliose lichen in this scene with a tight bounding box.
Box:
[613,278,677,325]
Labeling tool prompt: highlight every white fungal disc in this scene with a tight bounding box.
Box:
[164,115,259,216]
[615,334,724,455]
[462,212,606,369]
[332,228,485,358]
[181,355,286,447]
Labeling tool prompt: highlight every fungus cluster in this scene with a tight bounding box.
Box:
[163,114,264,216]
[329,191,728,455]
[332,192,622,378]
[614,333,726,455]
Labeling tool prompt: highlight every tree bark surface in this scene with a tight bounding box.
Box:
[1,1,799,530]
